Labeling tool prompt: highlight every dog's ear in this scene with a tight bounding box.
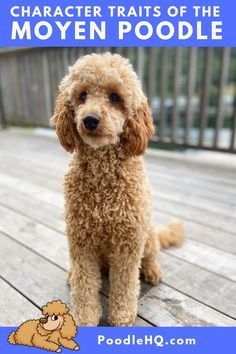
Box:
[121,100,155,156]
[50,93,78,153]
[59,314,77,340]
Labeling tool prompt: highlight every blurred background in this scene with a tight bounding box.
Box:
[0,46,235,153]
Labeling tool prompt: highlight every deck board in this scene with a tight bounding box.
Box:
[152,210,236,255]
[153,199,236,235]
[0,278,41,326]
[0,128,236,326]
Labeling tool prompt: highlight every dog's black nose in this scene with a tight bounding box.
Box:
[83,115,100,131]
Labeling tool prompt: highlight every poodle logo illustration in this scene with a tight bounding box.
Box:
[8,299,80,352]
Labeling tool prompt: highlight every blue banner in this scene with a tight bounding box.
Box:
[0,0,235,46]
[1,327,236,354]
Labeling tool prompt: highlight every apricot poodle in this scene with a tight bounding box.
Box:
[51,53,184,326]
[8,300,79,352]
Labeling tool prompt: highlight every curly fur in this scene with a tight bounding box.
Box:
[8,300,79,352]
[51,52,184,326]
[42,300,69,316]
[60,314,77,340]
[51,96,78,153]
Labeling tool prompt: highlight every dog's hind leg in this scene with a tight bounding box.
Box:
[141,228,163,285]
[142,220,184,284]
[157,219,184,249]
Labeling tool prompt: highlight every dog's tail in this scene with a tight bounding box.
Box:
[156,219,184,249]
[8,331,16,345]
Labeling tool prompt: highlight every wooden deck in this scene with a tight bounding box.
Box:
[0,128,236,327]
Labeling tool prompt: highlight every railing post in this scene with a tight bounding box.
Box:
[230,94,236,152]
[0,102,5,129]
[213,47,231,148]
[136,47,144,84]
[159,48,168,142]
[147,47,156,100]
[199,48,213,147]
[185,48,197,145]
[0,71,6,129]
[172,47,181,143]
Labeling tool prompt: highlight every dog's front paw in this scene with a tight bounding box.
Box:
[75,318,99,326]
[109,307,137,327]
[73,304,102,326]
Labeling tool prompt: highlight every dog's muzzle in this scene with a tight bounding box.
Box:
[83,114,100,131]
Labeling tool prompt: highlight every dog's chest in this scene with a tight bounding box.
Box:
[67,170,141,220]
[64,160,150,238]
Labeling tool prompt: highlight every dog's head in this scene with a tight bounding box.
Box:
[38,300,77,339]
[51,52,154,156]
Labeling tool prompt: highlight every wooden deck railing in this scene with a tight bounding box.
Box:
[0,47,235,153]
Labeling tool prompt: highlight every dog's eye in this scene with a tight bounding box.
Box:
[80,91,87,102]
[51,315,58,321]
[109,93,120,103]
